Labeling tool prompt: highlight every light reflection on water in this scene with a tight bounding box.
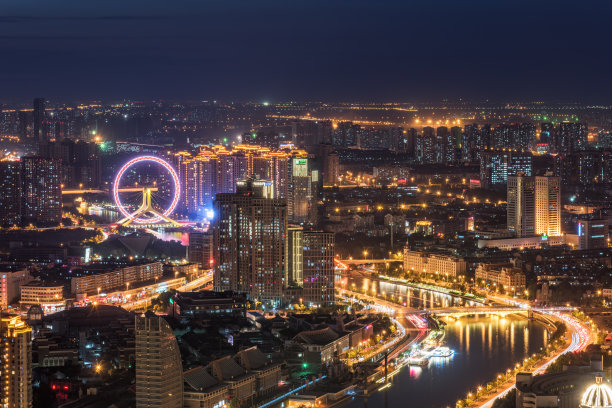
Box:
[344,280,549,408]
[78,205,189,245]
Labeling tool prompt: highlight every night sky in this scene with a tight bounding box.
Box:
[1,0,611,103]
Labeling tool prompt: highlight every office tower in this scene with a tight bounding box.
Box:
[135,315,183,408]
[535,175,561,237]
[507,174,535,237]
[286,227,304,287]
[32,98,45,143]
[188,231,213,269]
[0,315,32,408]
[213,178,287,305]
[288,157,312,224]
[302,231,335,306]
[21,157,62,225]
[578,218,609,250]
[480,150,532,189]
[0,161,21,226]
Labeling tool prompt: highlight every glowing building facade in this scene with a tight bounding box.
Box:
[21,156,62,225]
[0,315,32,408]
[135,315,183,408]
[213,178,287,305]
[177,145,309,220]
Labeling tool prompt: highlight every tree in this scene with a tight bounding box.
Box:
[491,389,516,408]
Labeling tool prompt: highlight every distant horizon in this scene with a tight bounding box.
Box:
[2,98,611,107]
[2,1,612,103]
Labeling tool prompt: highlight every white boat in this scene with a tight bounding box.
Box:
[430,346,453,358]
[407,356,429,366]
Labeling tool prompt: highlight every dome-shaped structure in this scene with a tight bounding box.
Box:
[581,377,612,408]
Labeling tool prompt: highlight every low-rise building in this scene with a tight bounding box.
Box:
[20,282,65,313]
[477,234,566,250]
[515,358,603,408]
[70,261,163,295]
[475,263,526,291]
[292,327,350,370]
[174,291,247,321]
[403,248,466,278]
[183,366,230,408]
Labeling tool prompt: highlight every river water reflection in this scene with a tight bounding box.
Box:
[344,279,549,408]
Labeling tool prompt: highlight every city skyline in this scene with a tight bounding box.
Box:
[0,1,611,407]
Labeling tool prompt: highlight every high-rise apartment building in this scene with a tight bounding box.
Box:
[21,157,62,225]
[302,231,335,306]
[480,149,532,189]
[188,231,213,269]
[213,178,287,305]
[535,175,561,237]
[0,315,32,408]
[177,145,308,218]
[135,315,183,408]
[507,174,536,237]
[0,161,21,226]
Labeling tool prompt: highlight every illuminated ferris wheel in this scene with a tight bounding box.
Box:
[113,156,181,227]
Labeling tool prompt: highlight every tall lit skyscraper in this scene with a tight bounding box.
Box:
[286,227,304,287]
[535,175,561,237]
[213,178,287,305]
[32,98,45,143]
[21,157,62,225]
[0,161,21,226]
[508,174,561,238]
[288,156,312,224]
[135,315,183,408]
[302,231,335,306]
[0,315,32,408]
[507,174,535,237]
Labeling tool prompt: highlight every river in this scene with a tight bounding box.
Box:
[78,204,190,245]
[343,279,549,408]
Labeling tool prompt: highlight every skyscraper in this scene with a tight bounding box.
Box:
[286,227,304,287]
[135,314,183,408]
[288,156,313,224]
[213,178,287,305]
[0,315,32,408]
[508,174,561,238]
[32,98,45,143]
[21,157,62,225]
[0,161,21,226]
[507,174,535,237]
[535,175,561,237]
[302,231,335,306]
[188,231,213,270]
